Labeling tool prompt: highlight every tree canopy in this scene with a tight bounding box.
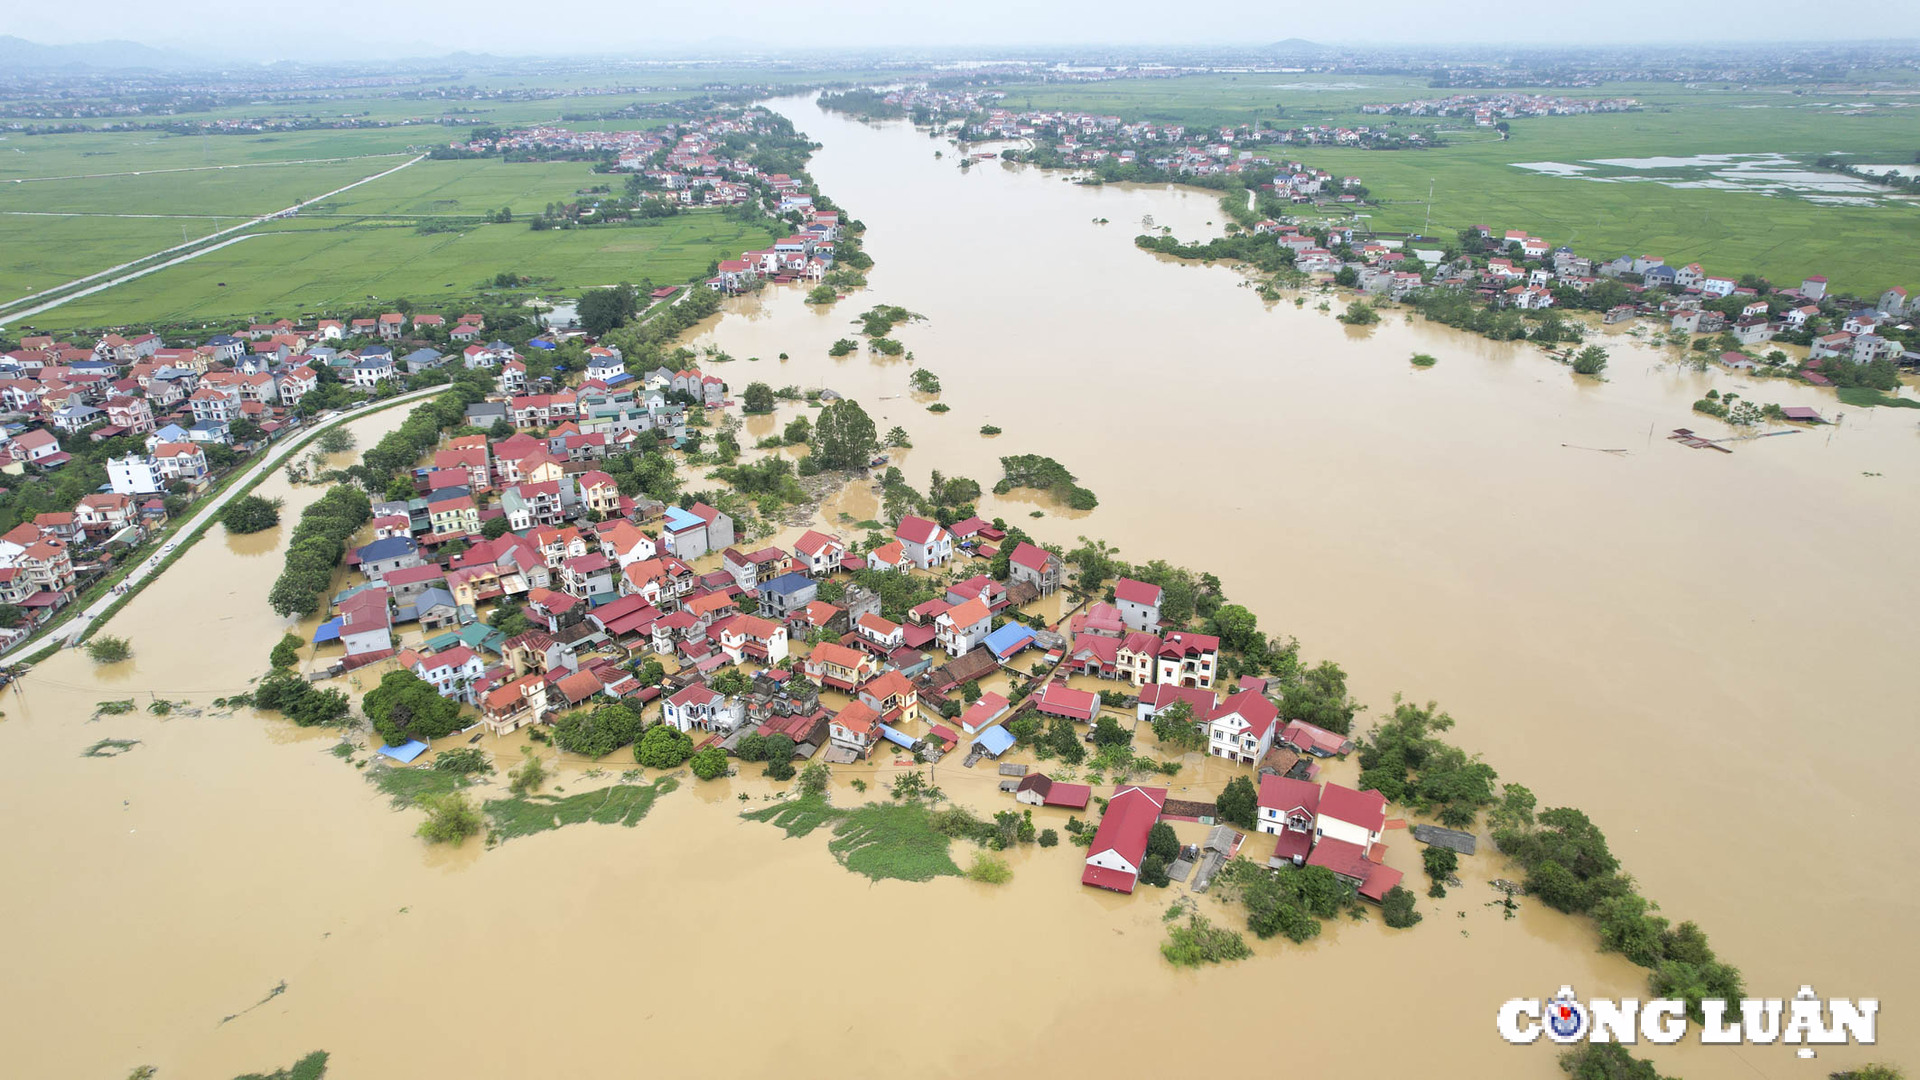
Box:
[364,669,464,746]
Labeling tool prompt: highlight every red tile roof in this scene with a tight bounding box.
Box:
[1318,782,1387,835]
[894,514,945,546]
[1113,577,1161,606]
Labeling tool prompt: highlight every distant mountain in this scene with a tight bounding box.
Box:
[1262,38,1327,56]
[0,35,200,70]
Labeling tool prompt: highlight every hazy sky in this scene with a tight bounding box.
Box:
[2,1,1889,58]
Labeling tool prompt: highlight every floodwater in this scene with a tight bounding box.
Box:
[0,96,1912,1079]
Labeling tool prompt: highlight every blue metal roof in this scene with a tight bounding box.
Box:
[878,724,917,749]
[974,726,1016,757]
[355,535,418,562]
[984,622,1036,659]
[376,739,430,763]
[759,572,814,597]
[311,617,342,643]
[662,506,703,531]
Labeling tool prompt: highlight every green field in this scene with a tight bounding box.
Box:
[39,211,772,328]
[996,75,1920,293]
[305,158,616,219]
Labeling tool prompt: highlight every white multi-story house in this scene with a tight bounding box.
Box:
[934,596,991,658]
[106,454,164,496]
[413,646,488,706]
[1205,689,1280,765]
[662,683,743,733]
[894,515,952,569]
[1113,577,1162,633]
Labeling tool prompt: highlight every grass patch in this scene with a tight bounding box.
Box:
[484,775,677,842]
[367,763,465,808]
[1837,386,1920,409]
[1411,353,1438,368]
[82,738,140,757]
[744,794,962,883]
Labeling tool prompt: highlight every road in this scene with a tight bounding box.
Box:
[0,154,426,322]
[7,384,446,658]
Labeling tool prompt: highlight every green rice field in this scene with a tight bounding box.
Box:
[997,75,1920,293]
[39,211,773,328]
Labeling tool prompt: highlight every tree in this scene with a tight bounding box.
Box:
[269,633,303,669]
[1211,603,1260,653]
[1045,715,1085,764]
[551,701,645,758]
[85,635,132,664]
[1146,821,1180,861]
[1572,345,1610,375]
[416,792,483,844]
[1038,828,1059,847]
[1139,853,1172,888]
[1149,700,1207,752]
[1091,715,1132,748]
[228,418,265,445]
[798,761,832,796]
[0,603,26,629]
[364,669,464,746]
[1217,775,1258,828]
[314,427,356,455]
[809,399,879,470]
[578,283,639,336]
[828,338,859,357]
[741,381,776,414]
[635,724,694,769]
[1422,845,1459,896]
[508,748,548,795]
[481,516,512,540]
[220,495,282,534]
[782,414,811,445]
[1381,885,1422,928]
[1337,301,1380,325]
[690,745,730,780]
[709,666,750,697]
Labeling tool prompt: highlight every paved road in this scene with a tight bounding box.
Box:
[0,154,425,321]
[8,385,445,657]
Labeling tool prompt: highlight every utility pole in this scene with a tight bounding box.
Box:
[1422,177,1436,236]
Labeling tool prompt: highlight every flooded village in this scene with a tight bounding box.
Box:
[0,89,1912,1080]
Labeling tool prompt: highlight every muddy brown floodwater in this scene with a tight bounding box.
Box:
[1,97,1913,1079]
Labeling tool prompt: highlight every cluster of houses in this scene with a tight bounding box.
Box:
[708,205,843,292]
[1358,92,1639,123]
[315,412,1404,901]
[0,309,527,633]
[1245,221,1920,365]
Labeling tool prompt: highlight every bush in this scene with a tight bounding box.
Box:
[1381,885,1422,928]
[966,852,1012,884]
[416,792,483,844]
[268,633,303,669]
[635,724,694,769]
[85,635,132,664]
[432,747,493,775]
[690,746,729,780]
[508,749,548,795]
[1161,913,1251,967]
[221,495,282,535]
[798,761,832,796]
[1411,353,1437,368]
[1038,828,1059,847]
[1337,301,1380,325]
[551,702,645,758]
